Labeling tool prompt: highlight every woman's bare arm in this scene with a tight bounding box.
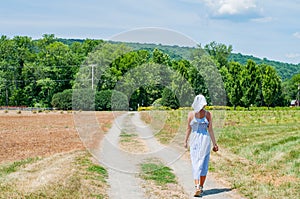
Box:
[184,111,193,148]
[207,111,218,151]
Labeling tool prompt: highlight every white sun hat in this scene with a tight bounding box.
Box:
[191,94,207,113]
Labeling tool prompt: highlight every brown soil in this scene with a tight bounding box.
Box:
[0,111,115,198]
[0,111,115,164]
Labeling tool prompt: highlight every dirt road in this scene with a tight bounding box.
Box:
[97,112,242,199]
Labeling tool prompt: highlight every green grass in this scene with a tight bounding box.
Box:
[141,108,300,199]
[87,165,107,176]
[215,110,300,198]
[140,161,177,185]
[87,165,108,182]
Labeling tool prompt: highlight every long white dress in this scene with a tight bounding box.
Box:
[189,112,211,179]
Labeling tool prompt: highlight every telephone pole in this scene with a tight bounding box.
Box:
[297,84,300,106]
[91,64,96,90]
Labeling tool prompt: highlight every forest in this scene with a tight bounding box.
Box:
[0,34,299,110]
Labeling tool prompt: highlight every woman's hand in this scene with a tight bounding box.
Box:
[184,141,188,149]
[212,144,218,152]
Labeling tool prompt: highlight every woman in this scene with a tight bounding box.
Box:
[184,94,218,197]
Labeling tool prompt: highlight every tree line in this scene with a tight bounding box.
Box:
[0,34,299,110]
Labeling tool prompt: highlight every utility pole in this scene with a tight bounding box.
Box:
[5,84,8,108]
[91,64,95,90]
[296,84,300,106]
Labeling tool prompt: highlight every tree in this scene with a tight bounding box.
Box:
[282,73,300,105]
[172,59,191,80]
[0,35,36,106]
[11,36,35,105]
[36,78,56,106]
[187,64,207,99]
[36,36,80,95]
[161,87,179,109]
[12,36,34,68]
[241,60,261,109]
[0,37,13,106]
[204,41,232,69]
[35,34,56,49]
[261,64,282,108]
[151,48,171,66]
[98,50,149,90]
[191,53,226,106]
[112,62,172,110]
[70,39,104,66]
[74,42,132,90]
[225,62,243,109]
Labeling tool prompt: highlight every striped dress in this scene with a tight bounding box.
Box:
[189,112,211,179]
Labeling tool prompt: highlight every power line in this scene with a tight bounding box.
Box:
[0,79,91,83]
[0,64,106,69]
[0,65,82,69]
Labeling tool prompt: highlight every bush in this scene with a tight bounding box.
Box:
[72,89,95,111]
[51,89,72,110]
[95,90,112,111]
[161,88,179,109]
[95,90,128,111]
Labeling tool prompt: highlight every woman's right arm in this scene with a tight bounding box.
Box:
[184,111,193,148]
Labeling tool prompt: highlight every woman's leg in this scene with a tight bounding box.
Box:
[200,176,206,187]
[193,179,202,196]
[194,179,200,186]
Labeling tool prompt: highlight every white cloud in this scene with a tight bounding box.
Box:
[202,0,257,15]
[293,32,300,39]
[251,16,273,23]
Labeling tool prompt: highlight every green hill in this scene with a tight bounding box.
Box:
[229,53,300,80]
[58,38,300,81]
[110,41,300,81]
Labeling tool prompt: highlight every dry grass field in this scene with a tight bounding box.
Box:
[0,110,114,198]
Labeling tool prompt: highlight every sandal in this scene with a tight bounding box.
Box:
[193,184,203,197]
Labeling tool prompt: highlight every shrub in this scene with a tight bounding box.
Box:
[95,90,128,111]
[72,89,95,110]
[161,88,179,109]
[51,89,72,110]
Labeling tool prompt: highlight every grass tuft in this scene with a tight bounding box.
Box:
[140,162,176,185]
[0,157,39,177]
[87,165,108,177]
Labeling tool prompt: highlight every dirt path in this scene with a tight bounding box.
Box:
[97,112,243,199]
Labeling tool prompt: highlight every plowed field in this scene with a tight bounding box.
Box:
[0,111,114,163]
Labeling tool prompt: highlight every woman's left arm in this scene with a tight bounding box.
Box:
[207,111,218,152]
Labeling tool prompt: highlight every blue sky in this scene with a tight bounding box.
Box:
[1,0,300,64]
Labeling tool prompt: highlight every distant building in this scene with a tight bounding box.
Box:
[290,100,299,107]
